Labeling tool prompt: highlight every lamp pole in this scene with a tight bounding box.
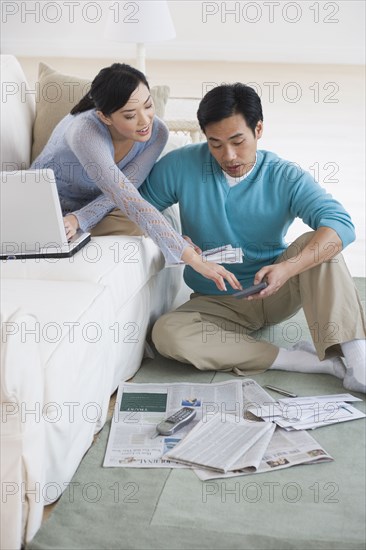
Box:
[136,42,146,74]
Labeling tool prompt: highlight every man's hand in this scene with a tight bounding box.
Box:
[181,247,242,292]
[247,262,291,300]
[247,227,343,300]
[63,214,79,240]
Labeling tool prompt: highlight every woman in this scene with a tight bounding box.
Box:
[31,63,240,291]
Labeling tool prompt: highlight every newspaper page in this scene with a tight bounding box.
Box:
[103,379,243,468]
[252,393,365,430]
[241,378,283,419]
[195,427,334,480]
[163,413,275,473]
[166,244,244,266]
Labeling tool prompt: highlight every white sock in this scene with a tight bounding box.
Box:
[269,341,346,379]
[340,339,366,393]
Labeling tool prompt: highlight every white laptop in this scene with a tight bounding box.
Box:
[0,169,91,260]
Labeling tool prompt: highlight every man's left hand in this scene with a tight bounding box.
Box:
[247,262,292,300]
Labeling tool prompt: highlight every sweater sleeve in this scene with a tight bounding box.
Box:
[65,115,188,263]
[72,116,170,231]
[287,164,356,248]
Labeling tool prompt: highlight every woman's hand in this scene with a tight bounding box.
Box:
[63,214,79,240]
[182,235,202,255]
[181,247,242,292]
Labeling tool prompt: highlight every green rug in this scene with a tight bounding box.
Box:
[28,279,366,550]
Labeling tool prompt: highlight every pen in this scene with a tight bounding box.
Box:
[265,385,298,398]
[340,404,352,414]
[202,245,228,256]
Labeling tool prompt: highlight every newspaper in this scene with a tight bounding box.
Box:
[166,244,244,266]
[103,379,340,475]
[163,413,275,473]
[251,393,365,430]
[103,379,243,468]
[241,378,277,412]
[195,427,334,481]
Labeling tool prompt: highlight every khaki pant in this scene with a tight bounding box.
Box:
[90,208,145,237]
[152,232,366,374]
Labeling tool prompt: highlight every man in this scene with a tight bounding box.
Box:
[140,83,366,393]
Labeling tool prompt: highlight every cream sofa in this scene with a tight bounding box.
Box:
[0,55,190,549]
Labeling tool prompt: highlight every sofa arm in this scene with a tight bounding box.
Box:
[0,55,35,170]
[1,308,45,549]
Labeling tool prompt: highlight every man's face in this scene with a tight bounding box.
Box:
[205,113,263,178]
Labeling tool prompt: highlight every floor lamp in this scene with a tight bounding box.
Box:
[105,0,176,74]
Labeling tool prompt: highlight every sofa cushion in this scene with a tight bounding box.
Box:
[1,235,165,311]
[31,63,170,162]
[0,55,36,170]
[1,279,112,365]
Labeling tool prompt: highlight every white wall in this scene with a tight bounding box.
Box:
[1,1,364,276]
[1,0,365,65]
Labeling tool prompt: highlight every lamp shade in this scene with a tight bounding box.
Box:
[105,1,176,43]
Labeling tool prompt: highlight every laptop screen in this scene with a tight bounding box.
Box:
[1,169,69,255]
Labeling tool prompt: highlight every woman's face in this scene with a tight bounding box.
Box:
[98,84,155,142]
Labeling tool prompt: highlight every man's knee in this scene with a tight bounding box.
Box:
[282,231,314,261]
[151,313,176,354]
[283,231,345,266]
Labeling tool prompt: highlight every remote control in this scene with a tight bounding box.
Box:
[156,407,196,436]
[233,281,268,299]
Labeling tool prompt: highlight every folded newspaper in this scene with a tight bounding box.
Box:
[163,413,276,473]
[194,427,334,481]
[166,244,244,266]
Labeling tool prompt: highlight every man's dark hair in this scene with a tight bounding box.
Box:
[197,83,263,136]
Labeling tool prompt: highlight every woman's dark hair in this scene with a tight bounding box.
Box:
[71,63,150,116]
[197,83,263,136]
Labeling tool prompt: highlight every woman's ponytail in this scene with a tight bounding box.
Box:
[70,92,95,115]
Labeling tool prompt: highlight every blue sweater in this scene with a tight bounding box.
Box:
[140,143,355,295]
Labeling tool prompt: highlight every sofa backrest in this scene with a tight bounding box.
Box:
[0,55,36,170]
